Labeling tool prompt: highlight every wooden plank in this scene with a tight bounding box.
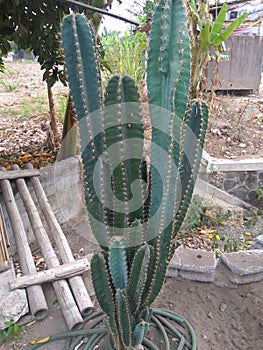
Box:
[9,258,90,290]
[0,205,9,264]
[0,169,40,180]
[207,36,263,91]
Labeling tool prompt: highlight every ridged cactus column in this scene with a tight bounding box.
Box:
[32,0,210,349]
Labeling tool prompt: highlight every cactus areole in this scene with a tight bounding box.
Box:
[60,0,209,349]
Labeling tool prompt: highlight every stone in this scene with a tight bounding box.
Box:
[224,179,238,192]
[0,290,28,329]
[170,247,217,282]
[0,263,28,330]
[220,250,263,284]
[256,235,263,246]
[207,311,214,319]
[229,185,248,202]
[219,302,227,312]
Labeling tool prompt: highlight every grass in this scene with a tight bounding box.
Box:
[0,94,48,121]
[0,62,67,124]
[57,95,68,122]
[0,92,67,122]
[3,68,15,77]
[0,78,17,92]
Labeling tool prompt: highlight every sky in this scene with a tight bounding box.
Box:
[99,0,141,34]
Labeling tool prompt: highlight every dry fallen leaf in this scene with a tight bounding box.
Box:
[29,336,50,344]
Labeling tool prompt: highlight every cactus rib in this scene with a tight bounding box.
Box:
[104,74,146,231]
[90,252,118,343]
[115,289,132,347]
[128,244,151,314]
[62,13,109,246]
[109,236,128,290]
[173,100,209,234]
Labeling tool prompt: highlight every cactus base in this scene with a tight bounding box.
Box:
[29,309,198,350]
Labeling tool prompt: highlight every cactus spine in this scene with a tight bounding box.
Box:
[62,0,208,348]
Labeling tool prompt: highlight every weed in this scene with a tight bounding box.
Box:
[221,235,251,253]
[101,31,147,84]
[245,213,259,228]
[255,186,263,201]
[4,68,15,77]
[180,195,206,231]
[0,319,25,346]
[56,95,67,122]
[0,78,17,92]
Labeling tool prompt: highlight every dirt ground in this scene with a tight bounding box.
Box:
[0,63,262,350]
[0,63,262,163]
[2,226,263,350]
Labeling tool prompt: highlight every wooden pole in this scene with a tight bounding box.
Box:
[25,164,94,316]
[13,165,84,331]
[9,258,90,290]
[0,204,9,264]
[0,169,40,180]
[0,168,48,320]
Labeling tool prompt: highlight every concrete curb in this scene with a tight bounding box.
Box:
[199,153,263,208]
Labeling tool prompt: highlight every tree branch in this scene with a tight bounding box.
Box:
[57,0,140,26]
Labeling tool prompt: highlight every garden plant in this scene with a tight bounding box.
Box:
[31,0,209,349]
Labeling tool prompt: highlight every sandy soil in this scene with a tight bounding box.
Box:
[0,63,262,350]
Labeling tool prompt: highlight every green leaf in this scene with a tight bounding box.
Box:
[212,13,248,46]
[13,324,19,335]
[189,0,202,29]
[199,23,211,52]
[209,3,227,43]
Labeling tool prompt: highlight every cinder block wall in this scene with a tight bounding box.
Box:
[200,156,263,208]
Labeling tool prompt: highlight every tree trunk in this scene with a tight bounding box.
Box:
[46,82,59,151]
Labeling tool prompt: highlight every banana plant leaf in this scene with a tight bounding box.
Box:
[212,12,248,47]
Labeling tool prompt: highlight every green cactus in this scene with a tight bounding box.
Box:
[59,1,209,349]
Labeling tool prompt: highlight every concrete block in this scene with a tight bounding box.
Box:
[169,247,217,282]
[220,250,263,284]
